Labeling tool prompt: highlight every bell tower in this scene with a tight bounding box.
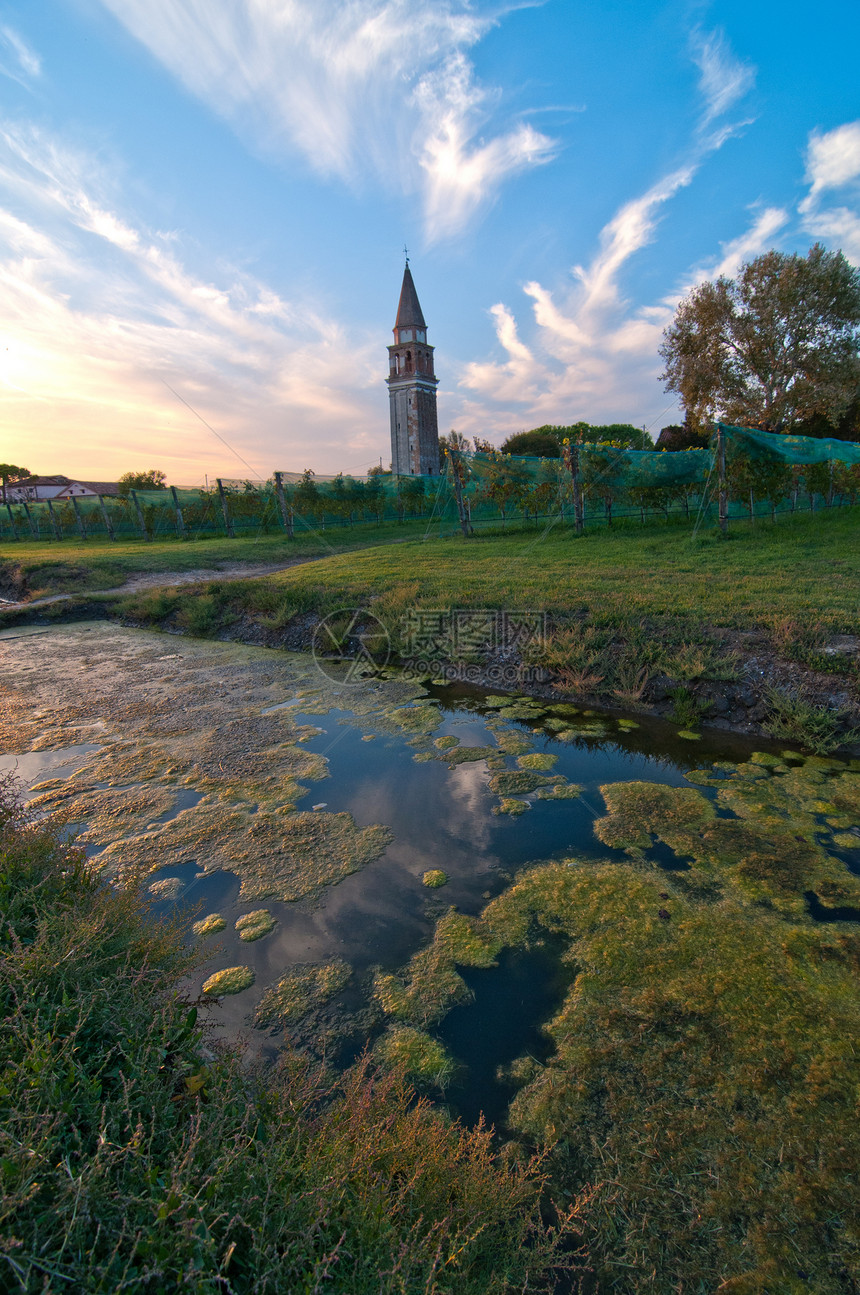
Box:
[387,260,440,475]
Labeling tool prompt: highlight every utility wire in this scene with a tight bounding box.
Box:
[162,380,263,482]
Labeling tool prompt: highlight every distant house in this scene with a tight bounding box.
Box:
[6,475,121,502]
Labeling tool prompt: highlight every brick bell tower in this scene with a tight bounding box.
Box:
[387,259,440,475]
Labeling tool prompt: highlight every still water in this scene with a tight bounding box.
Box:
[1,623,856,1125]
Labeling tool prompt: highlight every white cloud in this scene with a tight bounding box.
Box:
[803,121,860,202]
[0,123,388,481]
[705,206,790,281]
[798,122,860,263]
[692,28,755,127]
[0,25,41,84]
[97,0,555,241]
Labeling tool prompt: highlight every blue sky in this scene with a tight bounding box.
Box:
[1,0,858,483]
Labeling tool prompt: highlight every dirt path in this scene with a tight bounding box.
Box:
[0,555,323,612]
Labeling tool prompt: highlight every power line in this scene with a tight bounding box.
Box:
[162,381,263,481]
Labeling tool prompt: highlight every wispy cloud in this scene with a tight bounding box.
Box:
[97,0,554,242]
[798,121,860,262]
[0,25,41,85]
[691,28,755,127]
[455,37,767,437]
[0,123,387,481]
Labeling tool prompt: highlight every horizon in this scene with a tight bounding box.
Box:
[1,0,858,483]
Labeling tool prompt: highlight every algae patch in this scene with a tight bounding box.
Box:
[235,909,276,941]
[202,966,255,996]
[423,870,448,888]
[193,913,226,938]
[255,960,351,1025]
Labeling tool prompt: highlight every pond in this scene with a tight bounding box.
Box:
[1,621,858,1129]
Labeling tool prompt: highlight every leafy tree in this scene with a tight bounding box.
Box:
[655,422,710,451]
[499,429,562,457]
[660,244,860,432]
[0,464,31,503]
[117,468,167,496]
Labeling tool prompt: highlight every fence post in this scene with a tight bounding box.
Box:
[717,424,728,535]
[130,490,151,541]
[827,460,834,508]
[564,442,584,535]
[5,503,19,539]
[447,451,472,538]
[98,495,116,541]
[216,479,235,538]
[46,499,62,541]
[71,495,88,540]
[21,500,39,539]
[273,472,293,537]
[169,486,188,539]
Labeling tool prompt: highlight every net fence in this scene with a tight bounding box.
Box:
[2,424,858,544]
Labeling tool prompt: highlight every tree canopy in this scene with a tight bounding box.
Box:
[0,464,31,504]
[660,244,860,433]
[500,424,652,456]
[117,469,167,495]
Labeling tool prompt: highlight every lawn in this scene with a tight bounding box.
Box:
[0,516,436,600]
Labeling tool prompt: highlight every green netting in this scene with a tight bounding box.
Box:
[718,423,860,466]
[1,425,859,546]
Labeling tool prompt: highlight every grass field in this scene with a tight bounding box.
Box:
[0,517,435,600]
[4,509,858,745]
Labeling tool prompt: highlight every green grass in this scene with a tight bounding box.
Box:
[0,517,437,600]
[0,779,571,1293]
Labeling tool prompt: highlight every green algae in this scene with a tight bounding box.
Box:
[374,1026,456,1088]
[373,910,502,1028]
[494,798,531,816]
[192,913,226,937]
[422,870,448,888]
[596,762,860,916]
[467,856,860,1293]
[434,735,459,750]
[148,875,183,900]
[516,753,558,771]
[488,770,554,797]
[255,960,351,1025]
[235,909,276,941]
[389,704,441,735]
[440,745,496,766]
[535,782,582,800]
[595,782,715,852]
[202,965,254,996]
[675,729,701,741]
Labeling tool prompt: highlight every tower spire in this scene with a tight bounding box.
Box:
[386,262,439,476]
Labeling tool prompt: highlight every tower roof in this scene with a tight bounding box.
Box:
[394,262,426,330]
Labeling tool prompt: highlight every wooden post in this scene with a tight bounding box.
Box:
[564,442,584,535]
[826,460,834,508]
[216,479,235,538]
[717,424,728,535]
[6,503,19,539]
[273,472,293,537]
[448,450,472,537]
[130,490,151,541]
[170,486,187,539]
[21,500,39,539]
[98,495,116,541]
[46,498,62,541]
[71,495,88,540]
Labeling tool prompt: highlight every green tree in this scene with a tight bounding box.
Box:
[117,468,167,496]
[500,429,562,457]
[660,244,860,432]
[0,464,31,504]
